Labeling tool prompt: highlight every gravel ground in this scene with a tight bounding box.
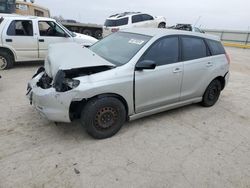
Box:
[0,47,250,188]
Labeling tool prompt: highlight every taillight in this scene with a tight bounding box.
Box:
[111,28,119,33]
[225,52,231,64]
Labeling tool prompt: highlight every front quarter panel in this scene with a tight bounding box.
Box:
[73,65,135,115]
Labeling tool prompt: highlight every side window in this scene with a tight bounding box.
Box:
[181,37,207,61]
[132,15,143,23]
[142,37,179,66]
[142,14,154,21]
[116,17,128,26]
[39,21,67,37]
[7,20,33,36]
[206,39,225,55]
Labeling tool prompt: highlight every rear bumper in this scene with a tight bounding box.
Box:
[224,72,230,87]
[27,72,77,123]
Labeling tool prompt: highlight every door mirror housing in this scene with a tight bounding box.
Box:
[135,60,156,71]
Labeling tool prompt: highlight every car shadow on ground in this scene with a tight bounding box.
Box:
[14,61,44,69]
[44,103,201,141]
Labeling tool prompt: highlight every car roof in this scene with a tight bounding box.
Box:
[122,28,220,41]
[0,14,55,21]
[107,12,142,20]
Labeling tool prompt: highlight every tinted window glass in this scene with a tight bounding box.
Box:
[7,20,33,36]
[182,37,207,61]
[104,18,128,27]
[142,14,154,21]
[206,39,225,55]
[132,15,143,23]
[142,37,179,66]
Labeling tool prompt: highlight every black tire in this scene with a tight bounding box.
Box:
[158,22,166,28]
[81,97,126,139]
[82,29,92,36]
[94,30,102,39]
[0,50,14,70]
[201,79,222,107]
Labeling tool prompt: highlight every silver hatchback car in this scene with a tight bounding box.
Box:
[27,28,230,139]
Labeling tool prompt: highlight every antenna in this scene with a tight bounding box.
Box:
[194,16,202,26]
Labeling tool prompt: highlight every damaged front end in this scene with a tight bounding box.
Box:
[35,65,114,92]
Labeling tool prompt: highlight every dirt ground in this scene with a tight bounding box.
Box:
[0,47,250,188]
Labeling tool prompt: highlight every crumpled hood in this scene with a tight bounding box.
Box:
[73,32,98,46]
[44,42,114,78]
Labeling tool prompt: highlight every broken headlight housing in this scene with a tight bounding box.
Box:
[53,70,80,92]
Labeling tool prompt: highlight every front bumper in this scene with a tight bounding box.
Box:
[27,72,77,123]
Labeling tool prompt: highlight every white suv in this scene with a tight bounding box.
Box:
[0,14,98,70]
[103,12,166,37]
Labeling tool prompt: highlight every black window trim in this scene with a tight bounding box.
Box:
[180,35,211,62]
[137,35,181,67]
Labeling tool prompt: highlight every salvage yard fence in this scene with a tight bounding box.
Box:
[203,29,250,48]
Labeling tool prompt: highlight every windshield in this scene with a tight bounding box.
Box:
[57,21,76,37]
[90,32,151,66]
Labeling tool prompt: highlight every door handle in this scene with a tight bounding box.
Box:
[206,62,213,67]
[39,39,45,42]
[173,67,182,73]
[5,39,12,42]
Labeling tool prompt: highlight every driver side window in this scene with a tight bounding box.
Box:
[142,36,179,66]
[39,21,67,37]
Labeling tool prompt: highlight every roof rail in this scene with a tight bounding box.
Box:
[109,12,141,18]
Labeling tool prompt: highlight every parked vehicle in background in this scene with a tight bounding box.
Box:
[0,0,103,39]
[168,24,205,33]
[0,14,98,70]
[27,28,230,139]
[103,12,166,37]
[0,0,50,17]
[61,20,103,39]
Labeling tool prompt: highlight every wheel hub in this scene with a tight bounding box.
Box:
[95,107,118,129]
[0,56,7,70]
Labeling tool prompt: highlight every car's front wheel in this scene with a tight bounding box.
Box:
[201,79,222,107]
[81,97,126,139]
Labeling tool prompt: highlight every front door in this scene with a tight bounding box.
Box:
[135,36,183,113]
[37,21,73,58]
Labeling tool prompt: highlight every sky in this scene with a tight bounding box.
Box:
[35,0,250,30]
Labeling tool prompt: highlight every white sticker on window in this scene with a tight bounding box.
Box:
[128,39,145,45]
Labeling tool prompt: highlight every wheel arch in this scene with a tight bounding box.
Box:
[158,22,166,27]
[69,93,129,121]
[0,47,16,61]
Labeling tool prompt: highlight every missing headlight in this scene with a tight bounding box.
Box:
[54,70,80,92]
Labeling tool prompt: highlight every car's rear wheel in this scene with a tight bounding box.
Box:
[158,22,166,28]
[201,79,222,107]
[81,97,126,139]
[0,51,14,70]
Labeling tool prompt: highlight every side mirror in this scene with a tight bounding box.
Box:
[135,60,156,71]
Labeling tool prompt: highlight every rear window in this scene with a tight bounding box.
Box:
[181,36,208,61]
[206,39,225,55]
[104,17,128,27]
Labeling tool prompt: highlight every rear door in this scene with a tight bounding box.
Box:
[37,20,73,58]
[180,36,213,101]
[2,19,38,61]
[135,36,183,113]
